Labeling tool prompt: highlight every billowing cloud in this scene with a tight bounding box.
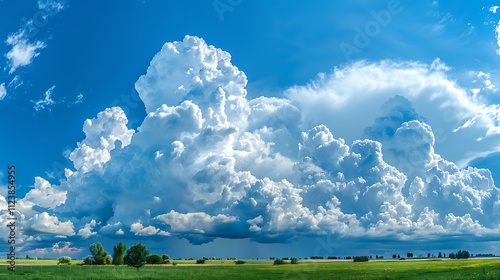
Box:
[13,36,500,253]
[69,106,134,172]
[130,222,160,236]
[286,59,500,167]
[490,5,499,13]
[77,220,97,239]
[27,212,74,236]
[23,177,67,209]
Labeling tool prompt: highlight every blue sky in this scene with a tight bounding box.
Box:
[2,0,500,260]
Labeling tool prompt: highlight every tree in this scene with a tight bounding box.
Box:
[438,252,442,258]
[290,257,299,264]
[162,254,170,263]
[146,254,163,264]
[456,250,470,259]
[112,242,127,265]
[125,243,150,271]
[392,254,397,259]
[449,252,456,259]
[407,253,413,258]
[427,253,431,258]
[89,242,111,265]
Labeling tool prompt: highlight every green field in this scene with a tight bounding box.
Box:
[1,258,500,279]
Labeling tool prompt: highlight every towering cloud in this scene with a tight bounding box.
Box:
[4,36,500,252]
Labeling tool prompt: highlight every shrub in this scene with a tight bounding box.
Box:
[353,256,369,262]
[273,258,286,265]
[58,256,71,264]
[172,261,177,266]
[146,254,163,264]
[196,259,206,264]
[290,258,299,264]
[83,256,93,265]
[234,260,245,264]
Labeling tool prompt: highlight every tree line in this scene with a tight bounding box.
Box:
[80,242,169,270]
[55,244,474,268]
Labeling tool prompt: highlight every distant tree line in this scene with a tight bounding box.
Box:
[387,251,475,260]
[54,244,478,269]
[353,256,369,262]
[449,250,470,259]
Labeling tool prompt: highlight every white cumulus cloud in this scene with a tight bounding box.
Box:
[23,177,67,209]
[77,220,97,239]
[12,36,500,252]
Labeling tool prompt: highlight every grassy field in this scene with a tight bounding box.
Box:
[1,258,500,279]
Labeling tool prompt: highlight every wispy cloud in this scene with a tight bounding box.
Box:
[4,0,68,74]
[37,0,67,15]
[33,85,56,111]
[51,242,82,254]
[5,30,46,74]
[74,93,83,104]
[490,5,499,13]
[495,20,500,55]
[7,75,23,90]
[0,83,6,101]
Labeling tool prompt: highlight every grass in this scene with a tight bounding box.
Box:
[1,258,500,279]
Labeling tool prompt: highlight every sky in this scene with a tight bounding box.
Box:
[2,0,500,260]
